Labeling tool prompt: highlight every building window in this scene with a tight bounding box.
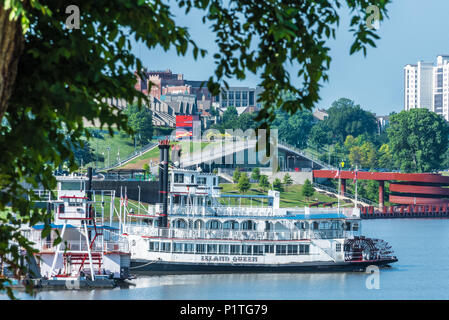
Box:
[336,243,342,252]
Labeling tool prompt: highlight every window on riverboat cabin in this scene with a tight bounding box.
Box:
[219,244,229,254]
[196,244,206,253]
[197,177,207,185]
[287,245,298,255]
[184,243,194,253]
[242,245,252,255]
[312,222,319,230]
[265,245,274,254]
[207,220,221,230]
[149,241,159,252]
[319,221,330,230]
[230,245,240,255]
[242,220,256,230]
[174,173,184,183]
[352,223,359,231]
[173,243,183,253]
[299,244,309,255]
[331,221,340,230]
[253,245,264,255]
[207,244,218,254]
[276,245,287,255]
[224,220,239,230]
[194,220,204,229]
[175,219,187,229]
[160,242,171,252]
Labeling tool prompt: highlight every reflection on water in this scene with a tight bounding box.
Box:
[3,219,449,300]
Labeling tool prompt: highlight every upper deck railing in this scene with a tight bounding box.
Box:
[137,204,360,219]
[32,239,129,253]
[126,225,350,241]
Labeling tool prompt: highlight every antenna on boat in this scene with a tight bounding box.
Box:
[354,165,358,210]
[337,163,342,214]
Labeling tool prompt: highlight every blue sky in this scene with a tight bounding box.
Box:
[133,0,449,116]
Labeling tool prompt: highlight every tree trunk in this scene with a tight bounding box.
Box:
[0,4,24,122]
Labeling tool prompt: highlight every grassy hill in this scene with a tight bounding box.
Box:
[219,183,350,208]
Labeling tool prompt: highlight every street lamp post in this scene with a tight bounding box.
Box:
[107,147,110,168]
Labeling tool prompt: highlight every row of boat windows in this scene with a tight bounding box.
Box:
[148,242,310,256]
[170,219,358,231]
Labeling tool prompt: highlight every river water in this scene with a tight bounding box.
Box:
[4,219,449,300]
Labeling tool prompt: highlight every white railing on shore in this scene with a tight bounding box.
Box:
[312,182,378,207]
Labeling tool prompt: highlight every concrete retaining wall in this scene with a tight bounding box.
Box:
[267,172,313,184]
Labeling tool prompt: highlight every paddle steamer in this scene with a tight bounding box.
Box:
[126,140,398,273]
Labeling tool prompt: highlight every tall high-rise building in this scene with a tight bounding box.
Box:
[404,55,449,120]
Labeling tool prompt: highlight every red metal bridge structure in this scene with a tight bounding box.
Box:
[313,170,449,219]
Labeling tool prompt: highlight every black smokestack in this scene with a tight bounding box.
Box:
[158,139,170,228]
[86,167,93,201]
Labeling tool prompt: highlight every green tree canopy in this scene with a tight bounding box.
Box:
[301,179,314,202]
[258,175,270,192]
[323,98,378,143]
[272,178,283,192]
[283,173,293,188]
[273,109,315,148]
[237,173,251,193]
[124,104,154,145]
[251,167,261,182]
[387,109,449,172]
[233,167,241,183]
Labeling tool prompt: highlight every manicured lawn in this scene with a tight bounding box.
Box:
[87,129,139,168]
[219,183,347,208]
